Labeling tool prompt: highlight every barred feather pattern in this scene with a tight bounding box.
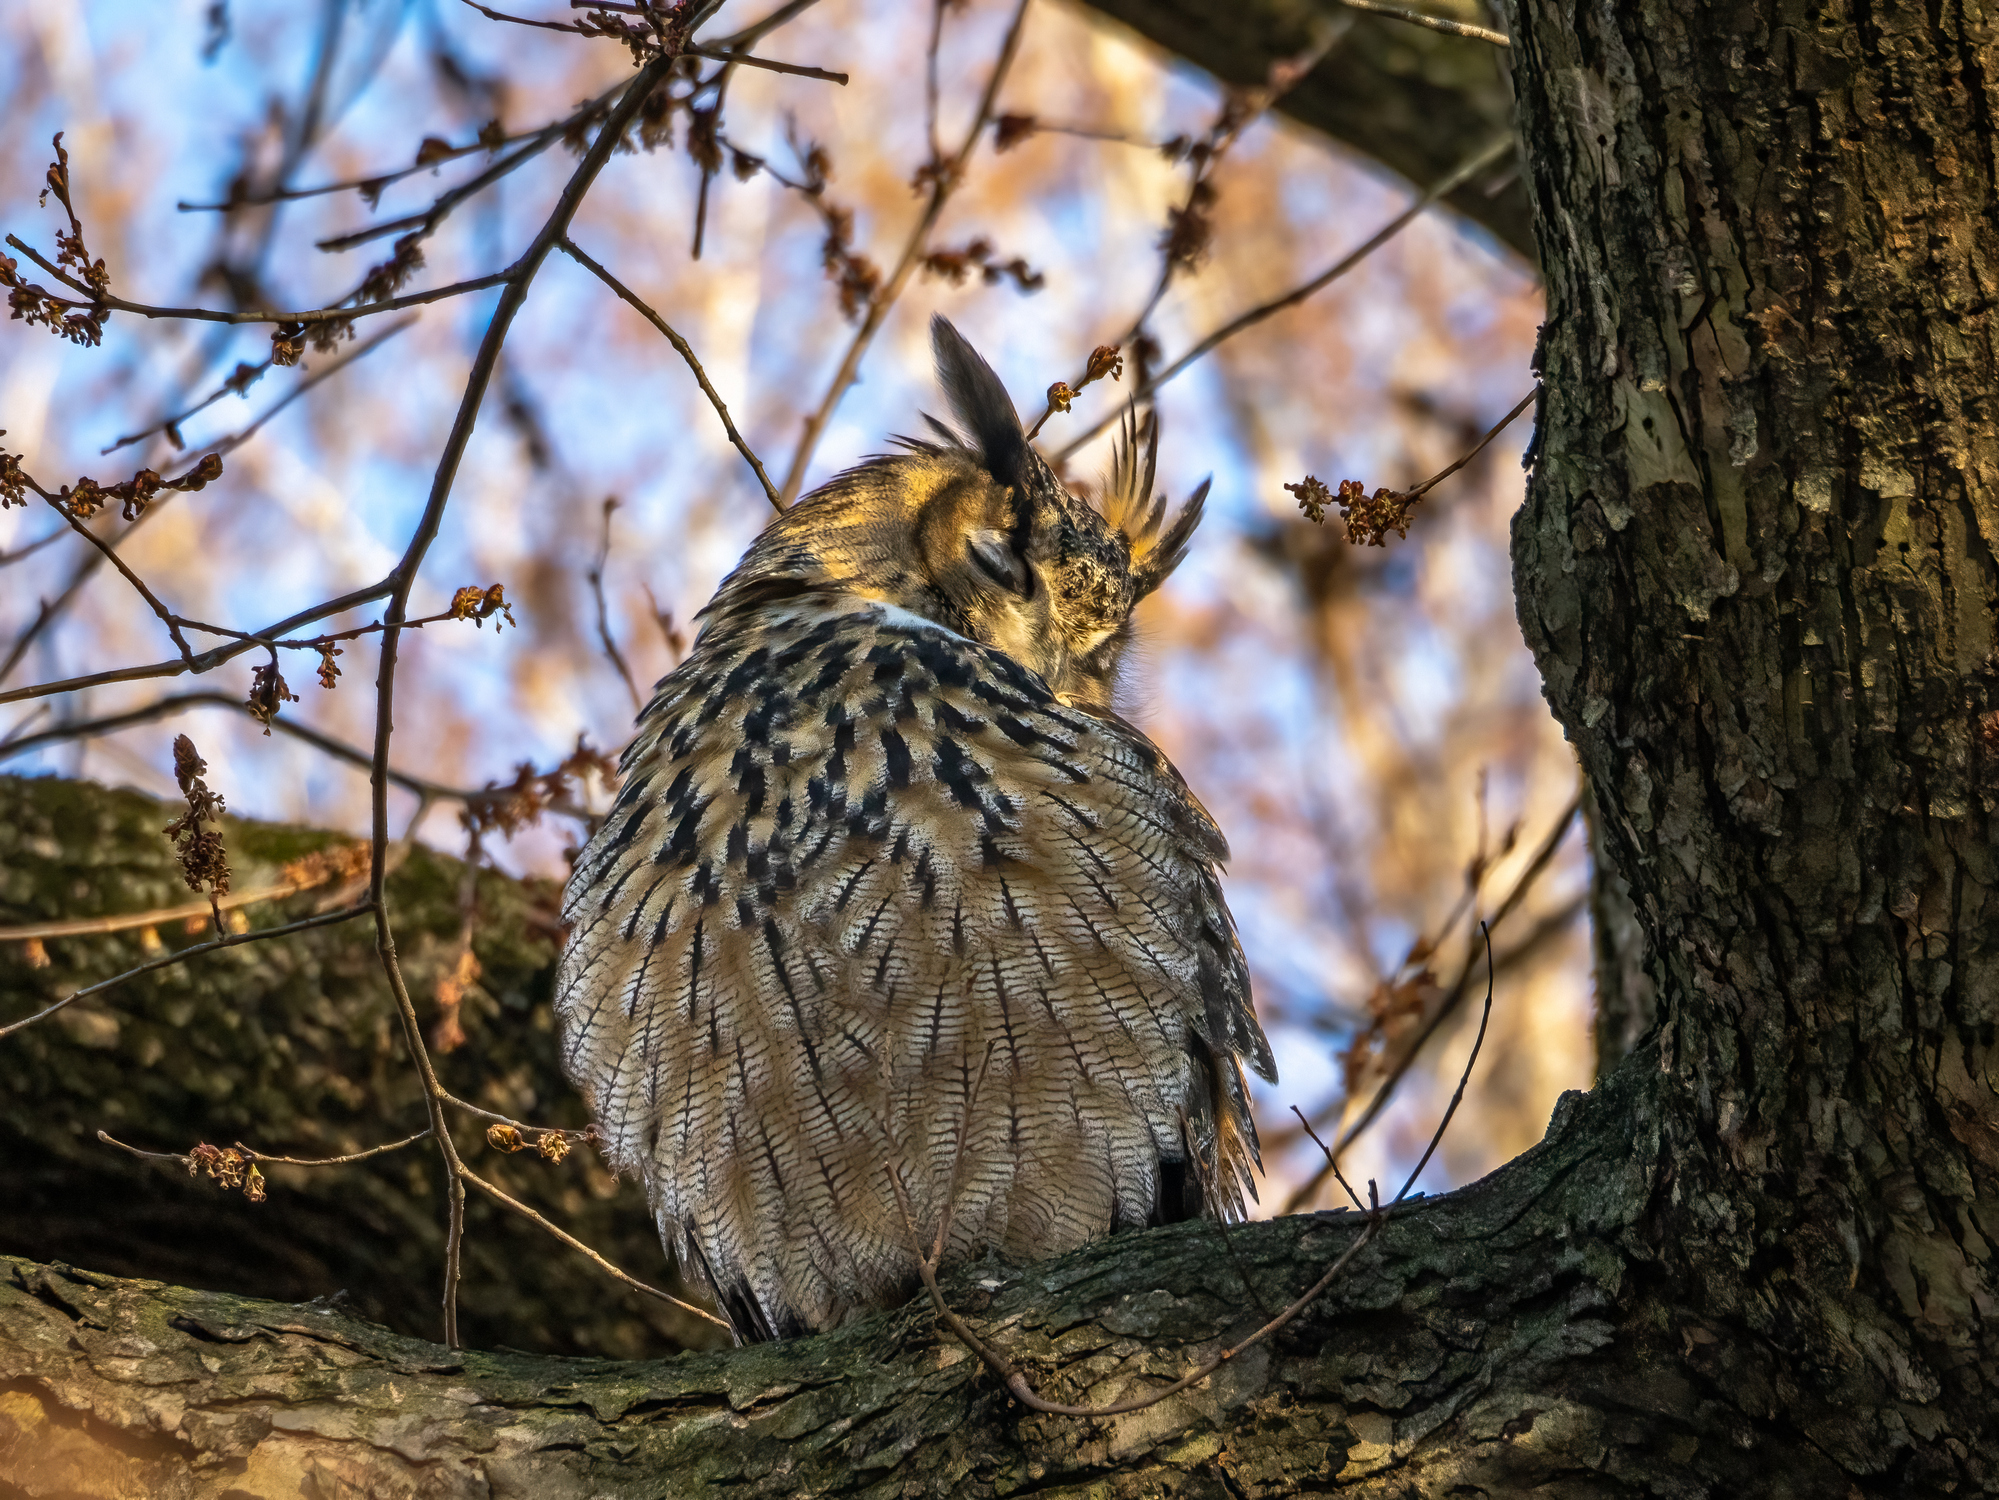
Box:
[556,597,1274,1341]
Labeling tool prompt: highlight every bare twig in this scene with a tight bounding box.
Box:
[1054,135,1515,461]
[175,114,581,213]
[0,905,369,1041]
[0,690,589,824]
[459,1166,734,1332]
[707,0,822,51]
[586,497,643,710]
[40,493,199,665]
[1399,388,1538,502]
[5,235,510,329]
[1289,1106,1365,1211]
[0,529,65,569]
[361,53,678,1349]
[686,45,846,83]
[1,327,409,687]
[775,0,1030,505]
[1333,0,1509,46]
[1279,795,1578,1214]
[463,0,848,79]
[101,359,271,456]
[99,1128,435,1169]
[558,236,782,510]
[0,581,396,706]
[0,871,354,942]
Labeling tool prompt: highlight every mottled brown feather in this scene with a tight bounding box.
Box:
[555,319,1273,1341]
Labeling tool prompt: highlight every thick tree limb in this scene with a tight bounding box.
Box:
[1,1056,1840,1498]
[1071,0,1534,261]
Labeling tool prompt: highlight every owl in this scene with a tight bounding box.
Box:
[556,318,1275,1342]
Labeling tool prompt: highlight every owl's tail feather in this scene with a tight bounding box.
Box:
[678,1222,804,1347]
[1172,1041,1263,1227]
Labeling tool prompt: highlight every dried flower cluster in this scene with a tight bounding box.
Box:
[52,453,224,523]
[356,232,426,305]
[574,0,694,67]
[918,237,1044,293]
[163,734,231,902]
[0,136,111,346]
[819,202,882,322]
[1287,474,1416,546]
[1026,344,1122,439]
[449,583,517,630]
[246,661,300,732]
[1,436,27,510]
[992,112,1038,152]
[433,946,481,1054]
[277,842,374,894]
[1159,179,1219,275]
[461,736,618,841]
[486,1122,579,1163]
[188,1143,267,1204]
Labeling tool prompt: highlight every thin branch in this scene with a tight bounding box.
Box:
[362,53,678,1350]
[176,114,582,213]
[1289,1107,1366,1211]
[99,1128,434,1169]
[0,580,395,706]
[41,496,197,666]
[1333,0,1509,45]
[558,236,782,511]
[686,46,847,83]
[690,62,737,260]
[0,905,369,1041]
[101,361,271,456]
[0,691,560,815]
[0,872,349,942]
[5,235,511,327]
[194,317,420,459]
[459,1167,734,1332]
[1400,387,1538,502]
[1053,134,1516,462]
[706,0,822,51]
[586,497,644,710]
[309,93,618,255]
[0,529,65,569]
[466,0,846,77]
[775,0,1030,505]
[1393,923,1494,1199]
[1278,795,1579,1215]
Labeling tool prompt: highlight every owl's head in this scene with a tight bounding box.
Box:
[703,316,1209,712]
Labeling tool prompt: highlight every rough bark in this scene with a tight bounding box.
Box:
[1072,0,1537,261]
[1505,0,1999,1491]
[0,774,723,1359]
[5,0,1999,1493]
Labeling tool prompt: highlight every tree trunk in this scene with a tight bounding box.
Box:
[1504,0,1999,1492]
[5,1,1998,1494]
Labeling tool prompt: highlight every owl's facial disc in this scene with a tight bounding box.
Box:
[698,317,1202,715]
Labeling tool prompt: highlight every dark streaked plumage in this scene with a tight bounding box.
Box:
[556,317,1274,1341]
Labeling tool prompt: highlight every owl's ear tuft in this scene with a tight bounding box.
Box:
[931,315,1027,484]
[1130,477,1210,601]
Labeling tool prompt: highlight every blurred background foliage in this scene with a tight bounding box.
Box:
[1,0,1586,1338]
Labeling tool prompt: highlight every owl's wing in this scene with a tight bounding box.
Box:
[556,605,1273,1337]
